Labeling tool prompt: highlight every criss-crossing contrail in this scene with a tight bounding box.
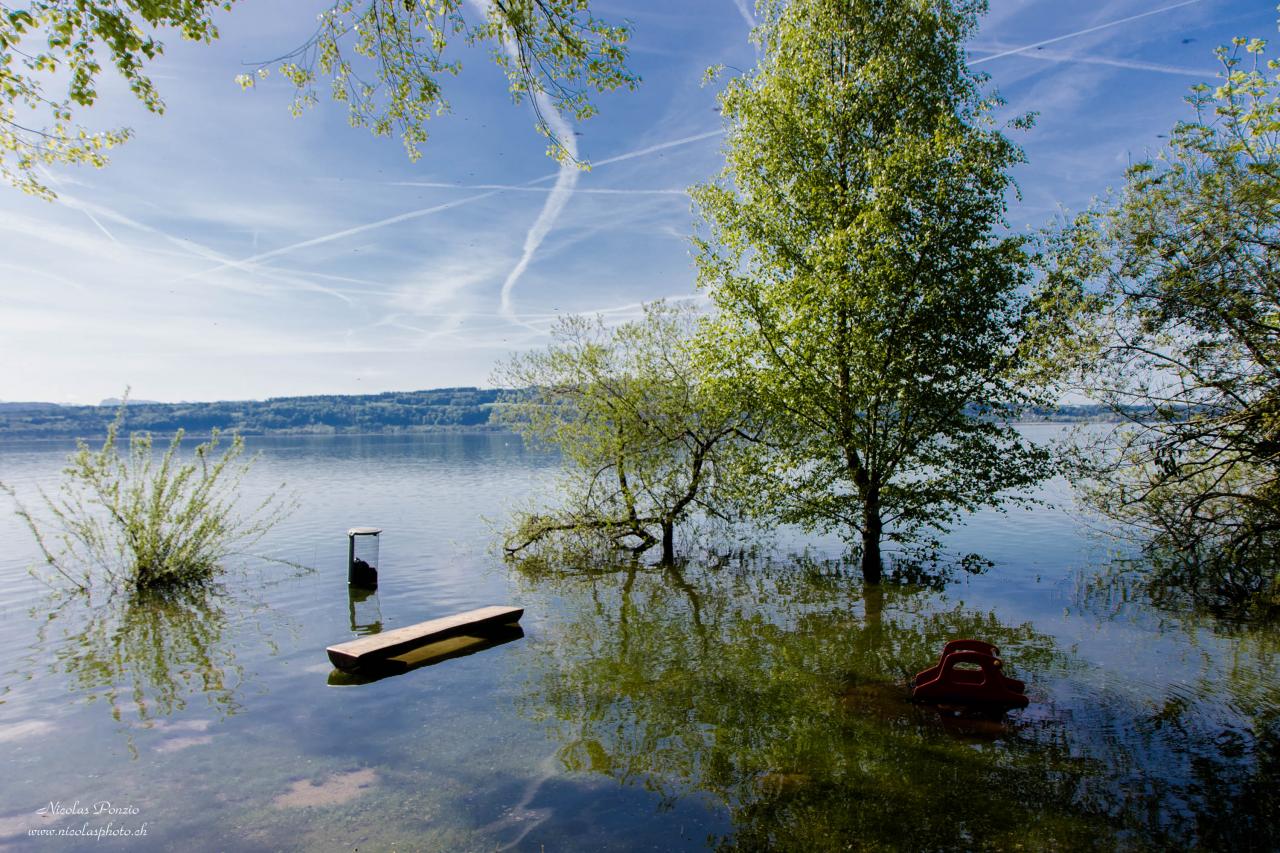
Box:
[971,0,1206,65]
[492,124,723,325]
[971,44,1211,77]
[171,190,502,283]
[57,193,359,304]
[175,127,722,288]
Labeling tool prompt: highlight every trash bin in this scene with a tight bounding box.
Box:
[347,526,381,589]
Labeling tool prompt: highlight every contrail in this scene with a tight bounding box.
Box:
[970,45,1211,77]
[178,128,722,286]
[971,0,1206,65]
[229,190,501,267]
[408,293,711,351]
[497,96,577,325]
[589,129,724,170]
[173,190,501,283]
[471,0,582,327]
[732,0,756,30]
[390,181,688,195]
[518,128,726,185]
[0,261,89,294]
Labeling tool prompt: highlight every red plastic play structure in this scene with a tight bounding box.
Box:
[911,639,1028,709]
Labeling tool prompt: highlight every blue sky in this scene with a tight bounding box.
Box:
[0,0,1273,404]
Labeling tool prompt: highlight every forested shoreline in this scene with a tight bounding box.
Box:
[0,388,503,439]
[0,390,1123,440]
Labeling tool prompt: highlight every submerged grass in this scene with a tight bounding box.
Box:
[1,404,294,594]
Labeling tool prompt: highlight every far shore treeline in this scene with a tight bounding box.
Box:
[0,389,501,439]
[0,390,1124,440]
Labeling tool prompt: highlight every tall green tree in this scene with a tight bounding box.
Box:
[494,301,752,565]
[2,1,634,199]
[1059,31,1280,615]
[692,0,1067,582]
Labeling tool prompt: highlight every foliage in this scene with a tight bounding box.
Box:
[0,0,236,199]
[691,0,1069,582]
[2,405,292,593]
[237,0,637,163]
[1058,28,1280,616]
[493,301,753,564]
[2,1,634,199]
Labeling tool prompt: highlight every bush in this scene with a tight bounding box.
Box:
[3,407,292,593]
[1058,29,1280,616]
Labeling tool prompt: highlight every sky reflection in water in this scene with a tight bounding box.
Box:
[0,431,1275,850]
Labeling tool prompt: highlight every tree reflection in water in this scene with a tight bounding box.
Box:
[510,553,1279,850]
[1071,564,1280,850]
[40,581,258,726]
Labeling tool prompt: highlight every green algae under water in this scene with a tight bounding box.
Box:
[0,431,1276,851]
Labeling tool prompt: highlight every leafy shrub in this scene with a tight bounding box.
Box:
[3,407,293,593]
[1057,30,1280,617]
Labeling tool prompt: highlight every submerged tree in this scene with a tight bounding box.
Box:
[494,301,753,564]
[1059,31,1280,616]
[692,0,1068,582]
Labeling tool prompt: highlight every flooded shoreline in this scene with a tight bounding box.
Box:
[0,431,1274,850]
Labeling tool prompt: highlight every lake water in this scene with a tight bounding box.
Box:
[0,428,1275,851]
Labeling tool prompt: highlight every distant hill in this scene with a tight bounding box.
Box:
[0,388,506,439]
[0,401,64,412]
[99,397,166,406]
[0,390,1131,441]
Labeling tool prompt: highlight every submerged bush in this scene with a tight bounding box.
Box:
[1056,30,1280,618]
[3,407,293,593]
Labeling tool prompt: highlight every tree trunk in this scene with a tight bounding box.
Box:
[861,489,883,584]
[660,519,675,565]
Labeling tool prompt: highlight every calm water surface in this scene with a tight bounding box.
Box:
[0,428,1275,851]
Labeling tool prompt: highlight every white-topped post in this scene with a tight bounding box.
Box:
[347,526,382,588]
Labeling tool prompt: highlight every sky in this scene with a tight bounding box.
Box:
[0,0,1275,405]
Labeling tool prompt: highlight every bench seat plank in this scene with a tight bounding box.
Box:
[327,605,523,671]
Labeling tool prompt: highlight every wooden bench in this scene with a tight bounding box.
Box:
[327,605,524,672]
